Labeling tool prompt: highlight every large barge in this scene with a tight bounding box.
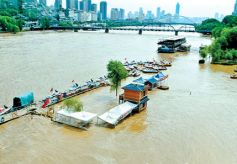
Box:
[157,37,191,53]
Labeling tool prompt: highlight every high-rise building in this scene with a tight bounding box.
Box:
[79,1,84,10]
[111,8,119,20]
[54,0,62,10]
[233,0,237,16]
[110,8,125,20]
[39,0,46,6]
[100,1,107,20]
[145,10,154,20]
[214,12,219,20]
[127,11,134,19]
[91,3,97,13]
[80,0,91,11]
[82,0,88,11]
[161,10,165,18]
[74,0,79,10]
[119,8,125,20]
[175,2,180,16]
[138,7,145,21]
[156,7,161,19]
[66,0,74,9]
[87,0,92,11]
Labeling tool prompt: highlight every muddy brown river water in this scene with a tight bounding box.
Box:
[0,31,237,164]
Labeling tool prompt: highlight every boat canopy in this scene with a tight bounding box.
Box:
[133,77,147,85]
[98,102,137,126]
[145,77,158,84]
[13,92,34,108]
[154,72,165,79]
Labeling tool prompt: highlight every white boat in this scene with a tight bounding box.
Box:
[142,68,159,73]
[97,102,137,126]
[53,109,97,129]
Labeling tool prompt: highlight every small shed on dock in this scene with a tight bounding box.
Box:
[122,83,149,112]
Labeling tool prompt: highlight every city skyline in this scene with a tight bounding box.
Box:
[46,0,236,17]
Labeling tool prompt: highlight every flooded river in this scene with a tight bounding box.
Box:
[0,31,237,164]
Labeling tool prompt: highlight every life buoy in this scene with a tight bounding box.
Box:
[0,117,4,123]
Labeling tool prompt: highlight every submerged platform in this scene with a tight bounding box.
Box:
[98,102,137,126]
[54,109,97,129]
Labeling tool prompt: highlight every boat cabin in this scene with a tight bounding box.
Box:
[133,77,147,85]
[121,83,149,112]
[158,37,187,53]
[13,92,34,109]
[144,77,158,90]
[158,37,186,48]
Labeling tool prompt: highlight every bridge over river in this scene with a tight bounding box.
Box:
[32,19,211,35]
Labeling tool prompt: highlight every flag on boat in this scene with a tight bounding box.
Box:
[41,98,51,108]
[72,80,75,83]
[0,107,3,113]
[50,88,53,92]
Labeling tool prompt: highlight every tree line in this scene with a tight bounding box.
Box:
[198,15,237,64]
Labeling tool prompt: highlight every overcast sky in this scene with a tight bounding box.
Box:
[47,0,236,17]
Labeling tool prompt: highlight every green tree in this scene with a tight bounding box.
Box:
[0,16,20,33]
[199,46,209,59]
[196,18,221,32]
[223,27,237,49]
[222,15,237,27]
[23,8,39,21]
[107,60,128,97]
[59,21,73,27]
[0,8,18,16]
[63,98,83,112]
[40,16,51,29]
[212,26,224,38]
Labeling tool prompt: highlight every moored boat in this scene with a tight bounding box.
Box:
[158,45,175,53]
[160,60,172,67]
[0,92,35,124]
[41,77,110,108]
[177,43,191,52]
[230,74,237,79]
[157,66,167,71]
[157,85,169,90]
[157,37,190,53]
[142,68,159,73]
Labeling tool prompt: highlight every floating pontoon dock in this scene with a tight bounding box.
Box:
[97,102,137,126]
[54,109,97,129]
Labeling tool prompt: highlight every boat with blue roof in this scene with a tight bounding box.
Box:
[0,92,35,124]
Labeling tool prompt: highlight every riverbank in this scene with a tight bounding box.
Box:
[211,60,237,65]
